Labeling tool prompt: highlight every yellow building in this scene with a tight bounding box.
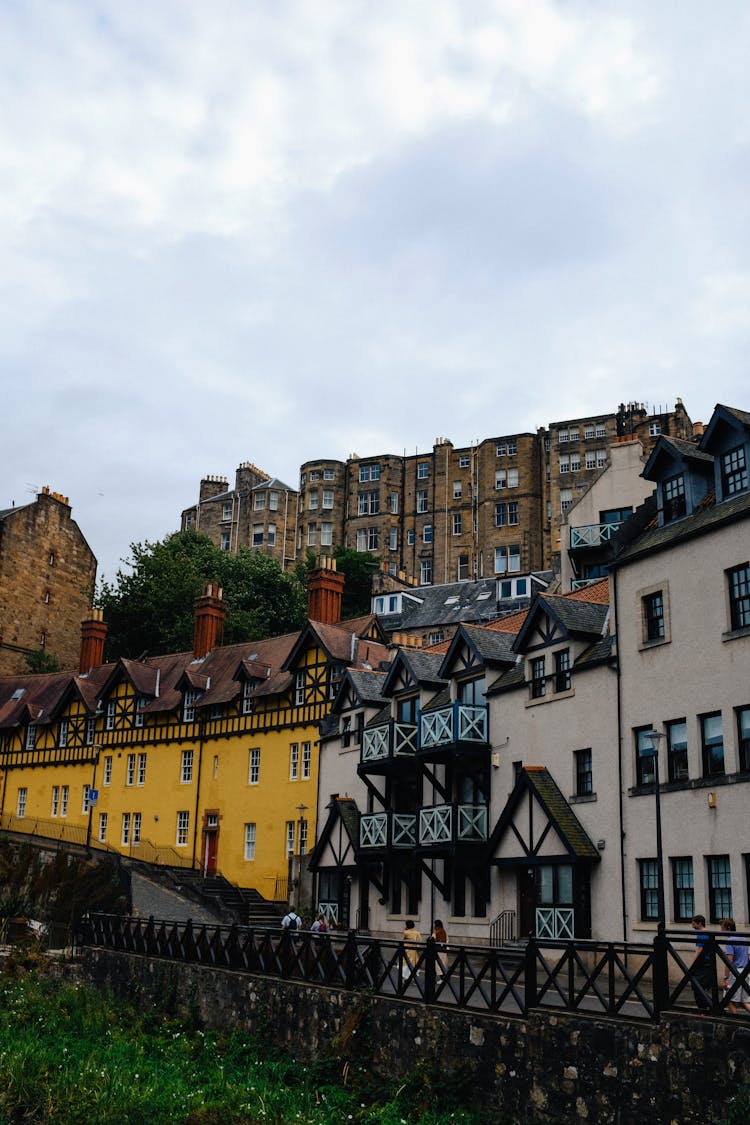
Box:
[0,564,389,901]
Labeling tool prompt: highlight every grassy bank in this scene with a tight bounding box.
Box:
[0,955,491,1124]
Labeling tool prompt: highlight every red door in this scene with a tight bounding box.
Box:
[202,812,219,875]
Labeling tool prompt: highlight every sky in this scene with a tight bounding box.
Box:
[3,1,750,582]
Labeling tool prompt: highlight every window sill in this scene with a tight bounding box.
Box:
[525,688,575,709]
[638,636,670,651]
[722,625,750,643]
[629,770,750,798]
[569,793,597,804]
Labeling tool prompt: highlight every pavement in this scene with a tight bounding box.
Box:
[130,871,219,925]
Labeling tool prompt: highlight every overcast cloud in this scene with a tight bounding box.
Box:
[3,1,750,580]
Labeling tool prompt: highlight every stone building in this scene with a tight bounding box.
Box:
[0,489,97,675]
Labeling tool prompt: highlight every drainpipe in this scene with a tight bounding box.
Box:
[613,568,628,942]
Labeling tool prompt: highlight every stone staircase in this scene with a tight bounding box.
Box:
[169,870,286,928]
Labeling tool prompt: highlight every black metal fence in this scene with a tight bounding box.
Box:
[79,914,750,1024]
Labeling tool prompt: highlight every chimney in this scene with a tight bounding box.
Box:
[193,582,226,658]
[307,556,345,625]
[79,609,107,673]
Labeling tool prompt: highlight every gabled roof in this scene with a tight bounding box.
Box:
[0,671,73,728]
[512,594,608,654]
[251,476,295,493]
[283,620,389,672]
[698,403,750,454]
[611,486,750,568]
[439,623,517,679]
[307,796,360,871]
[380,649,447,697]
[490,767,600,862]
[643,434,713,481]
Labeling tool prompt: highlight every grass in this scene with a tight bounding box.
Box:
[0,958,493,1125]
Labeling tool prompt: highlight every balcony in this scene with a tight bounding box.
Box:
[359,811,417,850]
[419,703,488,754]
[569,522,622,550]
[360,721,418,769]
[418,803,488,847]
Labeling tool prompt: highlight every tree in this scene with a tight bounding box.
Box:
[96,530,307,661]
[24,650,63,674]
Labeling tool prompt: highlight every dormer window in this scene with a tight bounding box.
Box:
[183,689,200,722]
[25,724,37,751]
[721,445,748,497]
[663,473,686,522]
[242,680,254,715]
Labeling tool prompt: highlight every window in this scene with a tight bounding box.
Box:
[105,701,116,730]
[495,503,506,526]
[268,524,277,547]
[137,753,147,786]
[253,524,264,546]
[559,429,569,444]
[728,563,750,630]
[643,591,665,641]
[285,821,295,857]
[585,450,596,470]
[359,463,380,482]
[248,747,260,784]
[737,707,750,772]
[407,529,415,545]
[183,690,200,723]
[253,491,266,510]
[181,749,194,783]
[508,438,517,455]
[708,855,732,922]
[666,719,688,781]
[388,527,397,550]
[122,812,131,846]
[51,786,59,817]
[390,491,399,514]
[639,859,660,920]
[269,490,279,510]
[176,811,189,847]
[242,681,254,715]
[126,753,136,786]
[221,502,232,521]
[429,630,445,645]
[357,490,379,514]
[80,785,88,815]
[103,756,112,785]
[584,424,595,440]
[649,421,661,436]
[299,819,308,855]
[574,748,593,796]
[416,489,428,513]
[560,488,573,513]
[417,462,429,479]
[309,470,321,481]
[672,858,694,922]
[356,528,366,551]
[302,742,311,779]
[213,755,218,778]
[453,481,462,499]
[495,545,520,574]
[555,649,571,693]
[322,489,334,509]
[26,724,36,751]
[134,696,147,728]
[368,527,379,551]
[508,501,519,525]
[58,719,68,748]
[308,490,319,510]
[635,727,656,786]
[721,446,748,496]
[453,513,462,536]
[295,671,305,706]
[570,451,581,472]
[244,823,256,860]
[420,560,432,585]
[559,454,570,474]
[663,474,686,521]
[132,812,141,844]
[457,555,470,581]
[307,523,318,547]
[85,717,95,745]
[98,812,108,843]
[289,743,299,780]
[595,423,606,438]
[531,657,546,699]
[569,427,579,442]
[596,448,607,468]
[459,454,470,468]
[220,531,231,551]
[16,788,27,817]
[701,713,725,776]
[323,468,335,480]
[423,525,432,544]
[321,522,332,546]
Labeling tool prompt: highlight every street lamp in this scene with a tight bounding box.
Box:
[643,729,666,925]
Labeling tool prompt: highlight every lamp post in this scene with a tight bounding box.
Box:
[644,729,666,925]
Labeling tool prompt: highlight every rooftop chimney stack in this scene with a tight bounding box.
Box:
[79,609,107,674]
[307,556,345,625]
[193,582,226,658]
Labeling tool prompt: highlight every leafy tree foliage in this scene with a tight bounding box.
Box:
[97,531,307,661]
[24,649,63,674]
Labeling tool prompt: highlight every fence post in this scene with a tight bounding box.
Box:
[424,936,437,1004]
[524,935,537,1011]
[344,928,357,989]
[146,915,156,955]
[653,922,669,1018]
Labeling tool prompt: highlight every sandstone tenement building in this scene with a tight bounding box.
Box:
[181,399,694,582]
[0,489,97,675]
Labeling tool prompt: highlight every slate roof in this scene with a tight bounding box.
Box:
[611,486,750,568]
[251,476,295,493]
[420,685,451,713]
[458,624,518,664]
[574,634,616,668]
[376,576,542,632]
[347,669,388,705]
[490,767,600,862]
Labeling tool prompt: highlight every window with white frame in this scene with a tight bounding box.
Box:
[570,451,581,471]
[106,701,116,730]
[569,427,579,441]
[309,470,321,481]
[134,696,147,728]
[459,454,470,468]
[302,742,311,779]
[254,491,266,510]
[560,488,573,513]
[453,513,462,536]
[289,743,299,780]
[416,489,428,513]
[137,753,147,786]
[585,450,596,470]
[299,819,308,855]
[388,526,397,550]
[508,438,517,455]
[122,812,131,846]
[248,747,260,784]
[595,423,606,438]
[420,559,432,585]
[269,490,279,510]
[390,491,399,513]
[429,630,445,645]
[559,429,569,443]
[423,525,432,543]
[244,823,256,860]
[58,719,68,748]
[356,528,367,551]
[495,544,521,574]
[407,529,415,545]
[253,524,264,546]
[285,821,295,857]
[596,448,607,468]
[60,785,69,816]
[323,468,335,480]
[98,812,108,843]
[132,811,141,844]
[417,461,429,478]
[295,671,305,706]
[649,421,661,436]
[181,749,194,783]
[307,523,318,546]
[495,469,507,489]
[584,424,595,440]
[16,787,28,817]
[322,489,334,509]
[321,522,332,546]
[559,454,570,474]
[126,753,136,786]
[183,690,200,722]
[220,531,231,551]
[368,527,379,550]
[103,756,112,785]
[242,681,254,715]
[496,441,507,456]
[51,786,60,817]
[176,811,189,847]
[453,481,462,499]
[308,490,319,510]
[268,523,277,547]
[495,501,507,526]
[508,501,519,525]
[24,723,36,752]
[359,463,380,482]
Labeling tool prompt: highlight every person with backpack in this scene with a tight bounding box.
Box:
[311,912,328,935]
[281,907,302,937]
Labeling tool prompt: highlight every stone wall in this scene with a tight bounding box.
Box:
[82,947,750,1124]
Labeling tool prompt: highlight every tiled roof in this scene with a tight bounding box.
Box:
[538,596,609,636]
[484,608,529,634]
[523,767,600,860]
[565,579,610,604]
[0,672,72,727]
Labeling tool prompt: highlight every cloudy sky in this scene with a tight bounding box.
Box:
[3,1,750,581]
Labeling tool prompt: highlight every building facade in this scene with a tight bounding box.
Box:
[0,489,97,675]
